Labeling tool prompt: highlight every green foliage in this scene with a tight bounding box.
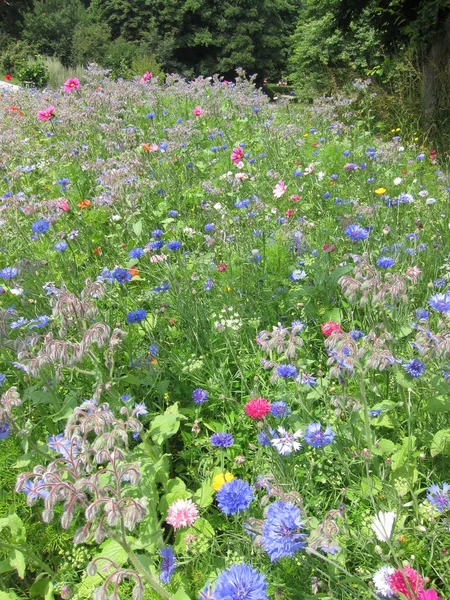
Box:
[103,37,138,79]
[71,21,111,67]
[16,58,49,87]
[0,41,36,75]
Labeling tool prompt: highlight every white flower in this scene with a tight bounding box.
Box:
[111,214,122,221]
[418,190,429,197]
[398,145,405,151]
[372,566,395,597]
[10,287,24,296]
[426,197,437,205]
[317,171,325,181]
[371,511,396,542]
[271,427,302,455]
[213,202,222,210]
[393,177,402,185]
[273,181,287,198]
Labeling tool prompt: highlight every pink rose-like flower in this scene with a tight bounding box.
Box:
[37,106,55,121]
[141,71,152,82]
[419,590,443,600]
[273,180,287,199]
[245,398,271,420]
[166,498,199,530]
[390,568,423,599]
[58,199,70,212]
[321,321,342,336]
[193,106,204,117]
[64,77,79,92]
[230,147,244,164]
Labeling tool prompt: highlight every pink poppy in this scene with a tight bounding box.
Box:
[193,106,204,117]
[64,77,79,92]
[230,147,244,164]
[419,590,443,600]
[37,106,55,121]
[321,321,342,336]
[140,71,152,82]
[58,199,70,212]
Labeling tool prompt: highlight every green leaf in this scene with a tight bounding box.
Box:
[193,480,214,508]
[149,403,186,444]
[0,592,21,600]
[0,514,27,544]
[430,429,450,457]
[173,586,191,600]
[372,439,397,456]
[427,395,450,413]
[30,576,54,599]
[391,436,416,471]
[9,550,26,579]
[132,219,143,238]
[323,307,342,322]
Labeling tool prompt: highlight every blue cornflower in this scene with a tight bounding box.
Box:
[261,501,307,562]
[414,309,429,320]
[377,257,395,268]
[133,402,148,417]
[152,229,164,238]
[345,224,369,242]
[404,358,425,378]
[257,429,273,446]
[113,268,132,284]
[204,223,215,232]
[0,421,10,440]
[369,409,381,417]
[211,432,233,448]
[54,241,68,252]
[270,401,291,418]
[0,267,18,279]
[216,479,254,515]
[350,329,364,340]
[213,564,268,600]
[57,178,70,186]
[204,277,214,291]
[148,240,164,251]
[192,388,208,404]
[31,219,50,234]
[322,192,331,199]
[97,268,115,284]
[128,247,144,259]
[160,547,176,584]
[429,292,450,313]
[145,112,155,119]
[148,344,159,356]
[127,309,147,323]
[304,422,335,448]
[168,210,179,217]
[427,483,450,512]
[0,374,5,385]
[301,374,317,386]
[289,269,306,282]
[276,364,298,378]
[234,199,251,209]
[433,278,447,289]
[154,282,170,292]
[167,240,181,250]
[29,315,50,330]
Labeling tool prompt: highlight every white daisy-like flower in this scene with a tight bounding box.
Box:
[371,511,396,542]
[373,565,395,597]
[393,177,402,185]
[271,426,302,456]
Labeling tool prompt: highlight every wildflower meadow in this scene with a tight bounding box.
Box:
[0,68,450,600]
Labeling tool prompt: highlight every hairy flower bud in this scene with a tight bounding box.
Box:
[86,561,98,576]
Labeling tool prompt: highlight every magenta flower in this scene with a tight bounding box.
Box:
[37,106,55,121]
[166,498,199,530]
[141,71,152,82]
[193,106,204,117]
[64,77,79,92]
[230,147,244,164]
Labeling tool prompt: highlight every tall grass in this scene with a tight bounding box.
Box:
[43,56,85,89]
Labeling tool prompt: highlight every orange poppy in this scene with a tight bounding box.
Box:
[77,199,91,209]
[129,266,139,277]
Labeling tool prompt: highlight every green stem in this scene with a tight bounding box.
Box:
[1,542,55,577]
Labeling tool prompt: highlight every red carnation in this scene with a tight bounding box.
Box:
[321,321,342,336]
[389,568,423,600]
[245,397,271,419]
[323,244,336,253]
[5,74,12,81]
[217,262,228,272]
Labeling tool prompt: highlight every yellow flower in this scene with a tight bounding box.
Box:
[303,133,308,138]
[212,472,234,491]
[374,187,387,195]
[225,285,231,293]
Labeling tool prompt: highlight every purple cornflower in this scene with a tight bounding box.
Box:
[276,364,298,378]
[167,240,181,250]
[304,422,335,448]
[345,224,369,242]
[148,240,164,250]
[213,563,268,600]
[261,501,307,562]
[168,210,179,217]
[129,247,145,259]
[377,257,395,268]
[204,223,215,232]
[414,309,429,320]
[160,547,177,584]
[204,277,214,291]
[0,421,10,440]
[54,241,68,252]
[427,483,450,511]
[270,401,291,418]
[112,268,132,284]
[428,292,450,313]
[210,432,234,448]
[152,229,164,238]
[404,358,425,378]
[192,388,208,404]
[31,219,50,234]
[127,309,147,323]
[0,267,18,279]
[216,479,254,515]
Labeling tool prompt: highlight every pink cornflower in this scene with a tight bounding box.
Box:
[37,106,55,121]
[245,398,271,419]
[193,107,204,117]
[273,181,287,199]
[141,71,152,82]
[321,321,342,336]
[230,147,244,164]
[64,77,79,92]
[419,590,443,600]
[166,498,199,530]
[389,568,423,599]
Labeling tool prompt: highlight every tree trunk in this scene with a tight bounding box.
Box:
[423,11,450,129]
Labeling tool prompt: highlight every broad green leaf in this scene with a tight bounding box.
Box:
[132,219,143,237]
[30,576,54,599]
[193,480,214,508]
[427,395,450,413]
[391,436,416,471]
[0,592,21,600]
[149,403,186,444]
[9,550,26,579]
[0,514,26,544]
[430,429,450,457]
[372,439,397,456]
[173,586,191,600]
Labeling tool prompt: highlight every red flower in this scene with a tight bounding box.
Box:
[217,262,228,272]
[285,209,294,217]
[323,244,336,253]
[419,590,443,600]
[5,74,12,81]
[389,568,423,599]
[290,195,301,202]
[321,321,342,336]
[245,398,271,419]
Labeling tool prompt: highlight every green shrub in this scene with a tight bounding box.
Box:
[131,53,163,79]
[71,22,111,67]
[16,57,49,87]
[103,38,137,80]
[1,40,36,75]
